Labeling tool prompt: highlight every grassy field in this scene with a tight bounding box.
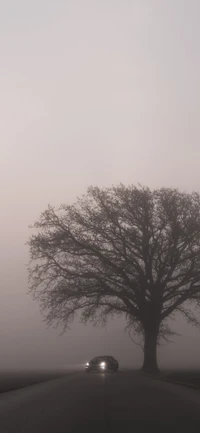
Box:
[1,367,200,394]
[0,368,78,393]
[157,370,200,390]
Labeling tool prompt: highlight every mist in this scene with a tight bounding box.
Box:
[1,0,200,370]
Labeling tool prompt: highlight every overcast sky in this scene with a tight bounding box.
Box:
[1,0,200,369]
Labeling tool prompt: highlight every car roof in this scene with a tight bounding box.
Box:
[91,355,115,360]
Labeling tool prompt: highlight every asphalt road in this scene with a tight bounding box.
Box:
[1,370,200,433]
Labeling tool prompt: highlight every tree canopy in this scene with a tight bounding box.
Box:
[28,185,200,372]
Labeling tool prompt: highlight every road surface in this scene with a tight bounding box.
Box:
[1,370,200,432]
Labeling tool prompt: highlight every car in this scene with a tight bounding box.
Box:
[85,355,119,372]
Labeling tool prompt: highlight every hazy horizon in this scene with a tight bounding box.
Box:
[1,0,200,370]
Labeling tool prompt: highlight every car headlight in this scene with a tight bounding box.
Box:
[86,362,89,366]
[100,362,106,368]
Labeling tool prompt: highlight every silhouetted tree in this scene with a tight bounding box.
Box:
[27,185,200,373]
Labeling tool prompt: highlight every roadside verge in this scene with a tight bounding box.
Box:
[0,370,77,394]
[139,371,200,391]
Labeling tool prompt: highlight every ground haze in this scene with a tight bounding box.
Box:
[1,0,200,374]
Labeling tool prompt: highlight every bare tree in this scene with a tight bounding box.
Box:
[128,330,144,352]
[27,185,200,373]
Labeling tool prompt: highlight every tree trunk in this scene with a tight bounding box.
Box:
[141,328,159,374]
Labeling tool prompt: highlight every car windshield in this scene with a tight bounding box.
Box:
[92,356,111,362]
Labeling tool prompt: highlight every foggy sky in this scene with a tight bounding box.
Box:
[1,0,200,369]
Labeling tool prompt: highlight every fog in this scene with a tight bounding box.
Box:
[1,0,200,370]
